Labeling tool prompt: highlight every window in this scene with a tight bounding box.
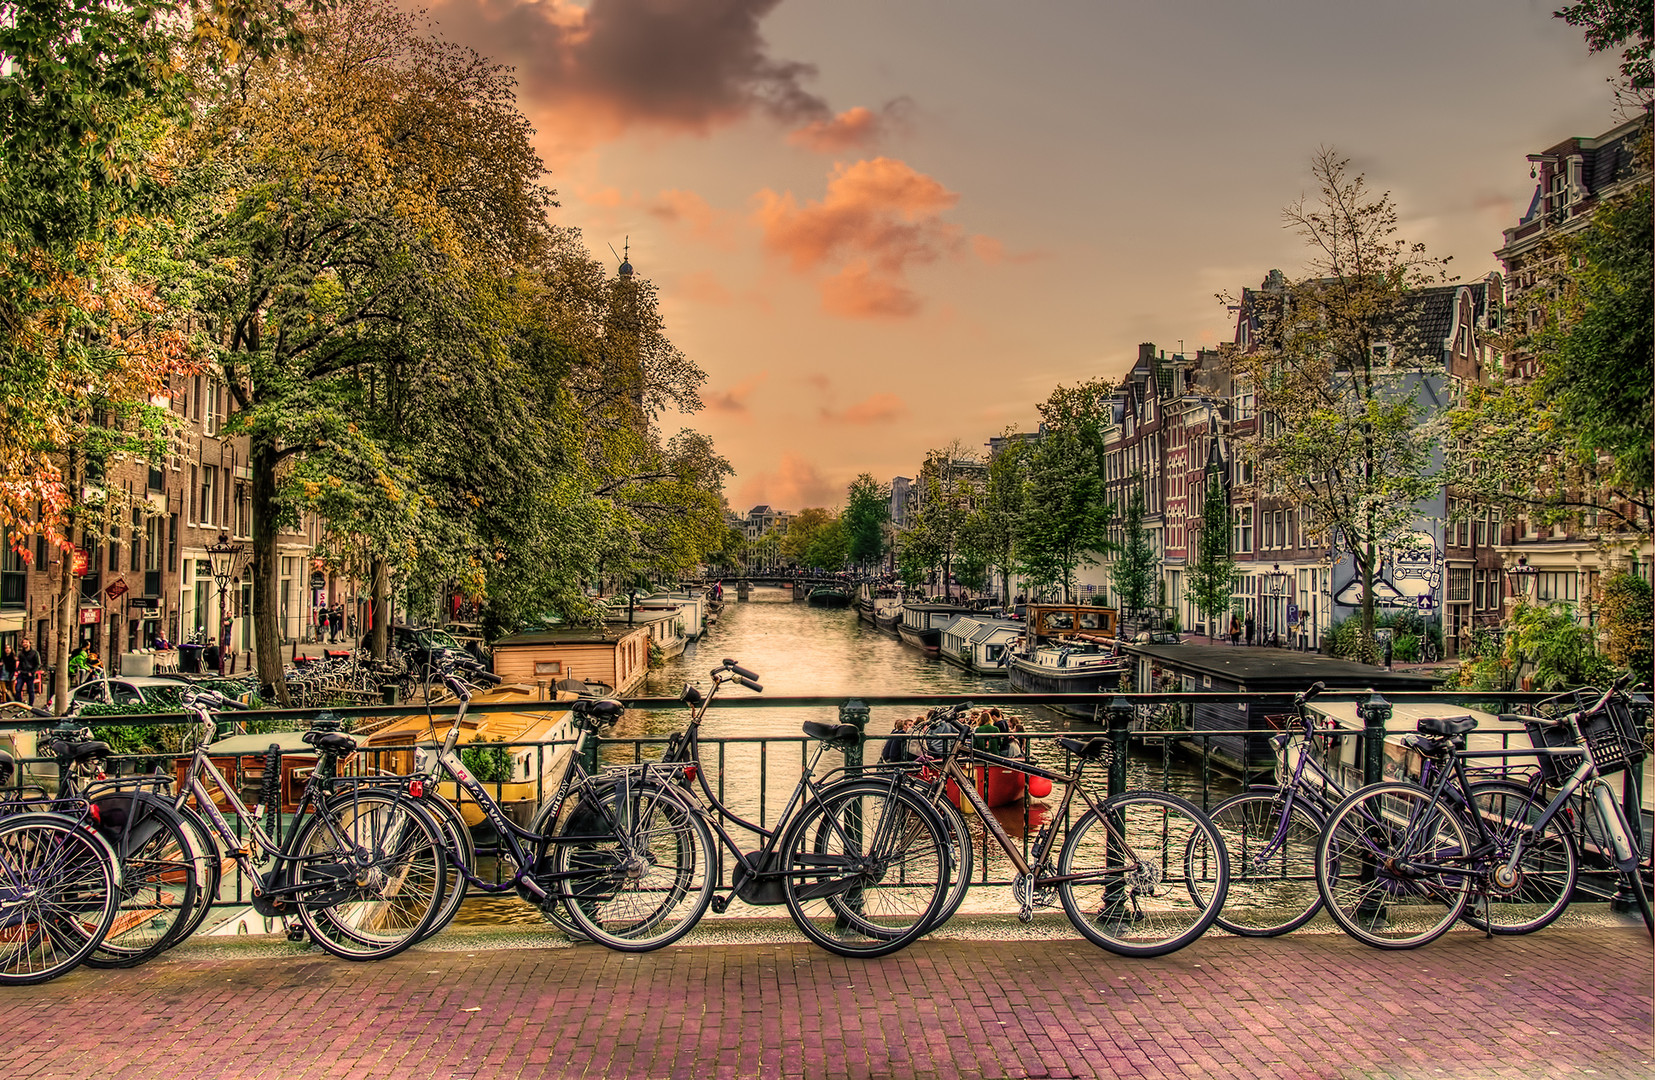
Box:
[130,509,142,572]
[201,466,217,527]
[1371,343,1393,364]
[1233,505,1253,554]
[1448,568,1471,603]
[1535,572,1579,603]
[1234,378,1256,420]
[204,381,219,437]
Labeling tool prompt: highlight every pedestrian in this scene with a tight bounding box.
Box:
[330,604,342,643]
[1244,614,1255,647]
[1228,614,1241,647]
[1,644,15,702]
[1384,637,1393,670]
[15,638,41,707]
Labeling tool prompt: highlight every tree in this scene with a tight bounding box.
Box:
[1017,382,1114,602]
[963,433,1030,605]
[804,519,850,571]
[1555,1,1653,107]
[842,474,890,571]
[1185,464,1237,640]
[1597,568,1653,683]
[1111,476,1158,622]
[900,443,977,598]
[782,508,837,566]
[1228,149,1450,658]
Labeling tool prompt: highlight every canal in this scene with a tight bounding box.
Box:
[456,588,1240,926]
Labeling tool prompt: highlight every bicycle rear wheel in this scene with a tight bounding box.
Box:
[556,784,715,952]
[411,793,471,943]
[293,791,446,961]
[782,782,949,958]
[1208,789,1325,937]
[166,800,224,946]
[1458,781,1576,935]
[1317,782,1470,950]
[923,793,972,933]
[83,795,198,968]
[1056,790,1228,957]
[0,813,121,985]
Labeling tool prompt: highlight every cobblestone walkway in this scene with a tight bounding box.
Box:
[0,926,1648,1079]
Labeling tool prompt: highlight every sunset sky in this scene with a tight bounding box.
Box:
[422,0,1624,512]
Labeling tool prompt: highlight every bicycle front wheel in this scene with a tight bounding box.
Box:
[167,800,224,946]
[1208,789,1325,937]
[1459,781,1577,935]
[924,793,973,932]
[1056,791,1228,957]
[293,791,446,961]
[1317,782,1471,950]
[0,813,121,985]
[411,793,472,943]
[783,782,950,958]
[557,784,715,952]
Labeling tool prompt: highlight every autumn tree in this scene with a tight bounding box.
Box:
[1227,149,1450,657]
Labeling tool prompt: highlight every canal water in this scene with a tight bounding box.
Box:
[456,587,1238,925]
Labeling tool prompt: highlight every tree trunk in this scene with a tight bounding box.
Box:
[370,557,389,659]
[250,431,288,704]
[53,532,76,716]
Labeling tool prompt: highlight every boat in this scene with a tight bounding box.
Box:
[873,592,905,634]
[946,763,1055,809]
[896,600,966,655]
[1004,603,1127,717]
[806,585,853,607]
[938,614,1024,678]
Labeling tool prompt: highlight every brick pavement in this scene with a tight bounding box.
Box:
[0,926,1648,1080]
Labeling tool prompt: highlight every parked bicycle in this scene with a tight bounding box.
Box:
[591,659,954,958]
[887,702,1230,957]
[170,690,450,960]
[1314,676,1652,949]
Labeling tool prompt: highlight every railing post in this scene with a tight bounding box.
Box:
[1360,690,1391,786]
[839,699,869,778]
[1107,695,1133,799]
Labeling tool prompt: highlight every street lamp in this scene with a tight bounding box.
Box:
[1266,563,1290,646]
[1505,555,1538,605]
[206,532,244,675]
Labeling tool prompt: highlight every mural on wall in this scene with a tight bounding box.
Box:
[1331,528,1444,618]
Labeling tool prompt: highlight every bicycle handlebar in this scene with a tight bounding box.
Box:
[714,659,761,682]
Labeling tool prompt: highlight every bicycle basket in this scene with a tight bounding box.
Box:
[1524,698,1646,785]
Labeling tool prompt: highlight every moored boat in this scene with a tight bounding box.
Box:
[1004,603,1127,718]
[938,614,1024,677]
[896,600,963,655]
[807,585,853,607]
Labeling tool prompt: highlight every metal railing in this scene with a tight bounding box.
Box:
[1,688,1646,915]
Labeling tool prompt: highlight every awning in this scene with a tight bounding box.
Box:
[0,611,24,632]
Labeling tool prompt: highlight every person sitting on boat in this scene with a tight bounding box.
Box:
[1000,712,1029,759]
[975,710,1007,756]
[881,717,917,764]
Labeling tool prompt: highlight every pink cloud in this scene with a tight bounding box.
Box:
[788,106,880,152]
[424,0,832,150]
[822,392,907,425]
[647,189,742,249]
[737,452,839,510]
[704,371,768,414]
[753,157,991,318]
[676,269,736,306]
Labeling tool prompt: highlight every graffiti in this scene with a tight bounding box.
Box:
[1332,529,1442,614]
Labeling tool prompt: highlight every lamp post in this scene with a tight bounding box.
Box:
[206,532,243,675]
[1502,555,1538,691]
[1266,563,1289,646]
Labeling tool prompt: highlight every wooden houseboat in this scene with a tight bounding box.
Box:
[939,614,1024,678]
[1005,604,1127,715]
[897,600,966,655]
[492,622,653,697]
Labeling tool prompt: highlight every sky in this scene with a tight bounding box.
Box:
[419,0,1626,513]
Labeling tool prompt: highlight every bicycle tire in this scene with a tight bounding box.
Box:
[1208,789,1326,937]
[1317,782,1471,950]
[1628,859,1653,934]
[782,781,949,958]
[0,813,121,985]
[166,800,224,946]
[1055,790,1229,958]
[556,784,715,952]
[82,796,198,968]
[924,793,973,932]
[1457,781,1577,935]
[292,790,446,961]
[411,793,472,943]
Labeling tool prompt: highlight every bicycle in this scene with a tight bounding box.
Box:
[1314,677,1652,949]
[889,702,1230,958]
[582,658,953,958]
[170,690,449,960]
[1206,681,1344,936]
[0,751,123,985]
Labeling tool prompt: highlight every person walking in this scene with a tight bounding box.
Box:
[0,644,15,702]
[1244,614,1255,647]
[1228,614,1241,647]
[15,638,41,707]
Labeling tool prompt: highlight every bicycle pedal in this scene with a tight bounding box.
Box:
[286,925,307,943]
[710,894,731,915]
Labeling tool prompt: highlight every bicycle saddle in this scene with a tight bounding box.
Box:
[1415,715,1476,737]
[801,721,861,748]
[302,730,358,755]
[572,699,625,724]
[1056,737,1111,761]
[49,739,110,763]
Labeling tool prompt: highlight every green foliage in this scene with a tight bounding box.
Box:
[1598,569,1654,683]
[1017,384,1114,601]
[1110,477,1157,617]
[964,434,1030,605]
[1555,0,1653,93]
[459,738,514,785]
[842,474,890,569]
[1505,602,1611,690]
[1186,467,1237,635]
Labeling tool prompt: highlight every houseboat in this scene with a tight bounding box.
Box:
[1004,604,1127,716]
[807,584,853,607]
[854,581,903,627]
[938,614,1024,678]
[491,621,654,697]
[896,600,966,655]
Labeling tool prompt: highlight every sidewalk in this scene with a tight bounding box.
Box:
[1,916,1648,1079]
